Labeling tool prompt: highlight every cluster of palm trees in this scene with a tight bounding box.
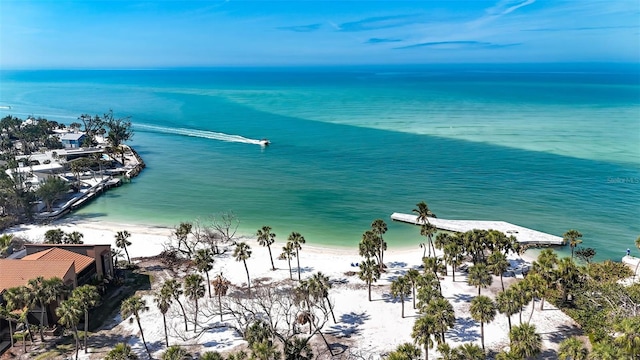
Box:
[43,228,84,244]
[385,201,640,359]
[357,219,389,301]
[112,225,336,359]
[382,202,541,359]
[0,279,101,360]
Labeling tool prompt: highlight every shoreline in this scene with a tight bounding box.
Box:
[6,216,540,264]
[5,216,569,359]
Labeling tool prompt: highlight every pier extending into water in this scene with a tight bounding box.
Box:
[390,212,565,246]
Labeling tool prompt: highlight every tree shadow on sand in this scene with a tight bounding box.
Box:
[447,317,480,343]
[384,273,404,282]
[451,293,474,303]
[540,323,583,344]
[381,292,403,304]
[327,312,370,338]
[536,349,558,359]
[386,261,408,269]
[295,266,315,275]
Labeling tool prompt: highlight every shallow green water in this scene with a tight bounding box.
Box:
[0,65,638,260]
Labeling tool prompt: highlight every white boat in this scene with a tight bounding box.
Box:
[259,139,270,146]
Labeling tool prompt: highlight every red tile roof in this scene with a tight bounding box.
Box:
[22,248,94,273]
[0,259,75,294]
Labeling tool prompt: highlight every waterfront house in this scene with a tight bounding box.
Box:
[0,244,112,351]
[24,244,113,280]
[59,133,86,149]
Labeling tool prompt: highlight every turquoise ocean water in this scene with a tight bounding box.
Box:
[0,64,638,261]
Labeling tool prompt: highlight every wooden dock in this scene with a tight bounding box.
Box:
[390,212,565,246]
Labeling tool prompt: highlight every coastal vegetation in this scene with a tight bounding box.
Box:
[0,112,136,229]
[2,199,640,359]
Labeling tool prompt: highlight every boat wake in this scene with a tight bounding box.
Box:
[136,124,267,146]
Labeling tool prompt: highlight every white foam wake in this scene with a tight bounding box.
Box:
[135,124,266,146]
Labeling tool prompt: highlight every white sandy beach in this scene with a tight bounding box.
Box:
[7,218,580,359]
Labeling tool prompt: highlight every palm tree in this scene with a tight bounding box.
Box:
[226,350,249,360]
[496,288,520,332]
[115,230,132,264]
[463,230,489,265]
[154,287,172,347]
[467,263,493,295]
[70,284,100,353]
[288,232,306,281]
[495,350,522,360]
[455,343,485,360]
[184,274,205,332]
[413,201,436,223]
[252,340,281,360]
[29,276,66,342]
[531,249,558,309]
[442,241,462,282]
[588,340,625,359]
[413,201,437,256]
[563,229,583,260]
[0,304,18,348]
[359,230,379,261]
[558,336,588,360]
[614,317,640,358]
[390,275,412,318]
[27,276,49,342]
[422,257,445,294]
[524,273,545,322]
[294,280,314,334]
[64,231,84,244]
[509,323,542,359]
[426,297,455,345]
[234,242,252,292]
[200,352,225,360]
[0,233,14,256]
[120,295,151,358]
[56,298,83,360]
[420,223,437,258]
[308,272,337,323]
[487,251,509,291]
[412,314,438,360]
[435,343,457,360]
[406,268,421,309]
[387,342,422,360]
[111,248,124,271]
[3,286,35,352]
[279,241,296,280]
[162,279,188,332]
[371,219,388,271]
[470,295,497,351]
[162,345,193,360]
[511,281,532,325]
[105,343,139,360]
[211,272,231,322]
[415,273,442,311]
[358,258,381,301]
[194,249,214,297]
[556,257,581,304]
[283,337,313,360]
[256,225,277,271]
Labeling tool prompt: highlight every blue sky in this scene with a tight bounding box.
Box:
[0,0,638,68]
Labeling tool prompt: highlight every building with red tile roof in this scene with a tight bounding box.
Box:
[0,243,112,351]
[0,259,77,294]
